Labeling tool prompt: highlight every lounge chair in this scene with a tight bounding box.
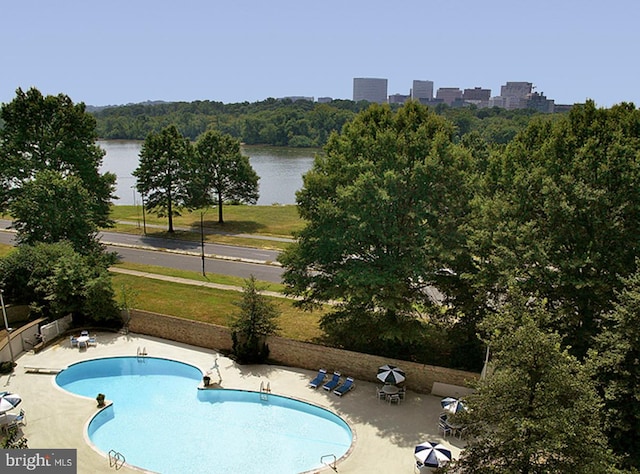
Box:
[308,369,327,389]
[322,372,341,391]
[333,377,355,396]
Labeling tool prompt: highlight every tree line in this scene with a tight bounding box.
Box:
[90,97,553,147]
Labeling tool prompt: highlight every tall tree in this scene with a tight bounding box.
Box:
[589,267,640,469]
[452,292,615,473]
[11,170,100,254]
[470,101,640,357]
[0,87,116,238]
[190,129,259,224]
[133,125,191,233]
[279,102,476,355]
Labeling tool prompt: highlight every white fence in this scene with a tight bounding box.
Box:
[40,314,72,343]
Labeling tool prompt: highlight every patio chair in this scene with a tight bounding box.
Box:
[333,377,355,396]
[438,420,452,437]
[70,336,79,347]
[80,330,89,337]
[88,335,97,346]
[388,394,401,405]
[398,386,406,400]
[322,372,341,391]
[14,409,26,427]
[376,387,387,401]
[308,369,327,389]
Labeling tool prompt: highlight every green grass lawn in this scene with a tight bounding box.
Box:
[112,271,325,342]
[109,204,305,237]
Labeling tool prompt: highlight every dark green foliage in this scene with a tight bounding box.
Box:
[0,87,116,252]
[0,242,120,326]
[11,170,102,254]
[133,125,192,232]
[451,292,616,474]
[589,267,640,469]
[280,102,481,363]
[470,100,640,358]
[188,130,259,223]
[231,275,280,364]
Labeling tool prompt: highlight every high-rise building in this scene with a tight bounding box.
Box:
[463,87,491,101]
[499,82,533,110]
[436,87,463,105]
[353,78,388,104]
[411,80,434,102]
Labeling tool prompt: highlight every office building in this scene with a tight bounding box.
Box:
[353,78,388,104]
[463,87,491,101]
[388,93,410,104]
[411,80,434,102]
[500,82,533,110]
[436,87,463,105]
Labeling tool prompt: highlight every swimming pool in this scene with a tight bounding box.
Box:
[56,357,353,473]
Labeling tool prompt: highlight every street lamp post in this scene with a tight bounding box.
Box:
[0,290,15,366]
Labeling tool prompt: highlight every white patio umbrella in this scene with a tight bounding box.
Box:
[441,396,467,414]
[377,364,406,385]
[0,393,21,414]
[414,441,452,468]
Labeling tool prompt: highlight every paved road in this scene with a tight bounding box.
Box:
[99,230,282,264]
[111,245,283,282]
[0,220,285,283]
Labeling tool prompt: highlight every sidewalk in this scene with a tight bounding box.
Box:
[109,266,289,298]
[115,220,296,243]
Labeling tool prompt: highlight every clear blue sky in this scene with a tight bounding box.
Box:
[2,0,638,108]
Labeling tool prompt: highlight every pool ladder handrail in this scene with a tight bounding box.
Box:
[260,380,271,400]
[108,449,126,470]
[136,346,147,361]
[321,454,338,472]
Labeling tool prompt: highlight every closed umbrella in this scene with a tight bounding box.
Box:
[441,397,467,414]
[0,393,21,414]
[377,364,405,385]
[414,441,452,468]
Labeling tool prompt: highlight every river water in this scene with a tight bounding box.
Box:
[98,140,317,206]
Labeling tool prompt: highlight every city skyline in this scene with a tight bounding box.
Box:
[2,1,639,108]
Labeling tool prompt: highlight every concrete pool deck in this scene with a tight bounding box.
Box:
[1,332,466,473]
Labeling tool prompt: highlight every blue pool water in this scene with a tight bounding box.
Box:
[56,357,352,474]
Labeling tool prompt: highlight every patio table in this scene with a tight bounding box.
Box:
[382,384,399,395]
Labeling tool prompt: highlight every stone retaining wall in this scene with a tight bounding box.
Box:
[128,309,478,394]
